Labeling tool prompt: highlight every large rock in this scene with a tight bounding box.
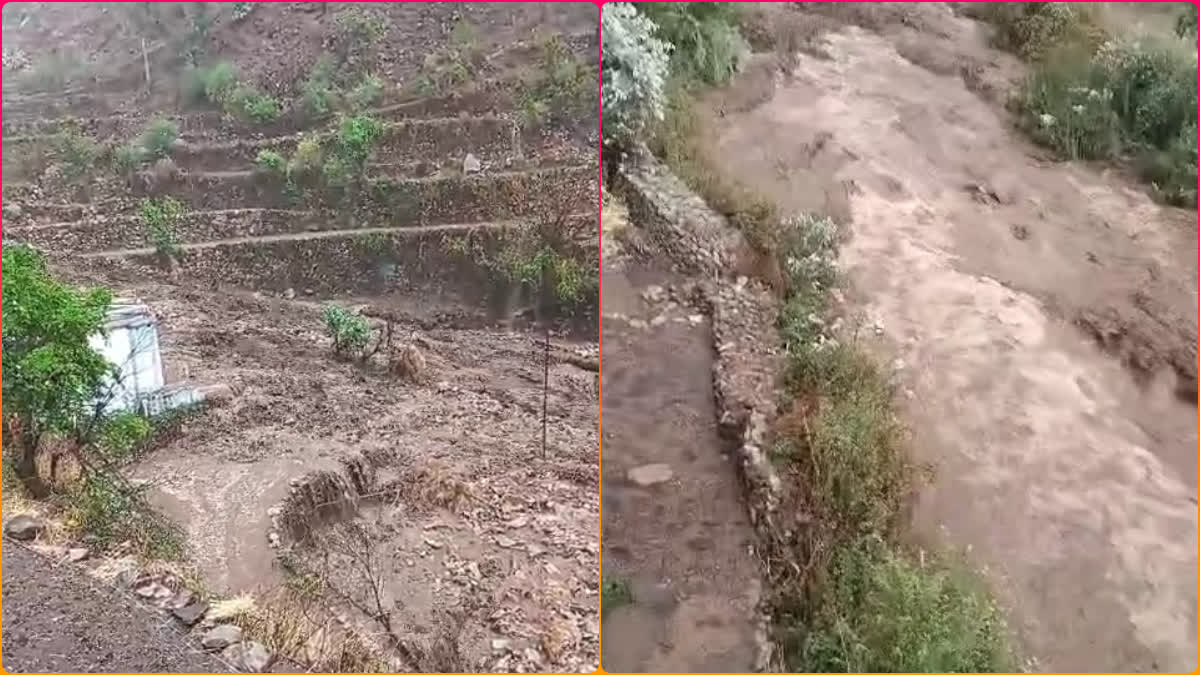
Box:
[627,464,673,487]
[172,600,209,627]
[201,624,243,651]
[4,515,45,541]
[223,641,272,672]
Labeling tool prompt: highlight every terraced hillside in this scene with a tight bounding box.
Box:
[3,5,599,311]
[3,3,599,672]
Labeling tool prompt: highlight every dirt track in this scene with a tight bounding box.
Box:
[599,263,760,673]
[1,544,229,673]
[704,7,1197,671]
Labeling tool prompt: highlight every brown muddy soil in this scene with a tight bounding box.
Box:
[701,4,1197,671]
[73,275,603,671]
[599,258,761,673]
[1,543,229,673]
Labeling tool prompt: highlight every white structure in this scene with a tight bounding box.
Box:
[88,299,203,415]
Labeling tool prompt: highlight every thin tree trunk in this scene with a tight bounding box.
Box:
[141,37,151,90]
[15,429,49,499]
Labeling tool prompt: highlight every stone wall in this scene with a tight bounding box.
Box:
[169,116,518,172]
[612,150,743,277]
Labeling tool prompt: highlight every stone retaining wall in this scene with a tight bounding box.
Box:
[613,151,785,671]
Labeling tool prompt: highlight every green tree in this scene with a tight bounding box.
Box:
[1177,5,1197,38]
[2,245,113,497]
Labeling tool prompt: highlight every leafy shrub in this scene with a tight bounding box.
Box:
[787,538,1014,673]
[288,136,323,177]
[520,35,595,126]
[347,73,383,111]
[1019,54,1123,159]
[984,2,1107,61]
[333,8,385,67]
[183,61,239,105]
[65,472,186,560]
[301,56,339,118]
[322,304,371,357]
[1177,5,1198,38]
[138,118,179,160]
[97,412,152,460]
[495,244,598,313]
[114,144,145,174]
[54,128,101,180]
[601,577,634,618]
[636,2,749,85]
[321,156,351,190]
[228,86,281,123]
[601,3,673,146]
[335,114,382,169]
[1137,123,1198,207]
[256,149,286,174]
[1017,35,1197,200]
[335,9,385,45]
[1095,37,1197,148]
[138,197,185,258]
[231,1,255,22]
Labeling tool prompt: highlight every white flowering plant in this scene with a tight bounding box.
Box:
[777,213,840,355]
[601,3,672,147]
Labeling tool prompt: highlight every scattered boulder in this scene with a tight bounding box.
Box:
[223,641,272,672]
[202,624,243,651]
[391,343,427,382]
[173,601,209,627]
[133,579,173,600]
[3,202,23,222]
[167,589,195,610]
[642,285,667,304]
[66,547,90,563]
[4,515,45,541]
[463,153,482,174]
[628,464,673,487]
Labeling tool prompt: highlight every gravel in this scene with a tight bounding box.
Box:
[1,545,229,673]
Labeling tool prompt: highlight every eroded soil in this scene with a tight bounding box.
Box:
[703,6,1197,671]
[1,544,229,673]
[90,277,602,671]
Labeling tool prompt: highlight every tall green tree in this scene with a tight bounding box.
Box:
[2,245,113,497]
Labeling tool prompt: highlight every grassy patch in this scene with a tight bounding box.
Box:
[519,33,595,127]
[64,471,187,561]
[650,81,789,263]
[781,538,1013,673]
[417,19,485,96]
[980,2,1108,61]
[601,576,634,618]
[764,213,1014,673]
[52,127,103,181]
[11,52,89,92]
[982,3,1198,207]
[140,118,180,160]
[256,149,286,175]
[492,240,598,315]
